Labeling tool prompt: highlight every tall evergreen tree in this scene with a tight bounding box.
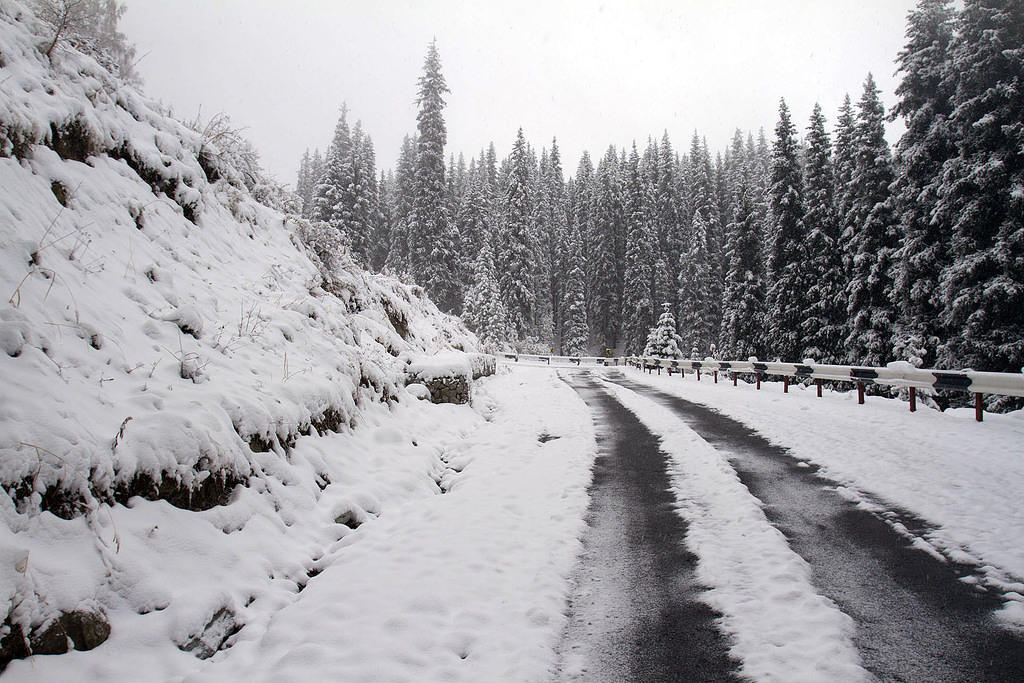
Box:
[561,220,589,356]
[541,139,570,350]
[844,74,898,366]
[936,0,1024,381]
[621,144,656,354]
[801,103,845,362]
[765,99,807,361]
[410,40,460,311]
[677,209,713,356]
[463,238,508,350]
[498,129,537,341]
[313,106,355,239]
[891,0,958,368]
[385,135,416,277]
[589,146,623,351]
[720,179,766,360]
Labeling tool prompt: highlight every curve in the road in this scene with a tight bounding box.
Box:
[556,372,740,683]
[607,372,1024,683]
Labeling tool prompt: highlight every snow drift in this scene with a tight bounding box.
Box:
[0,2,483,668]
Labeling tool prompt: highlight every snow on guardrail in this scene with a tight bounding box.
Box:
[622,356,1024,422]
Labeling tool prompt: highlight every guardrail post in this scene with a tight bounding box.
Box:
[756,373,761,390]
[697,368,701,382]
[732,372,737,386]
[857,381,865,405]
[783,376,789,393]
[975,393,984,422]
[713,370,718,384]
[816,378,822,398]
[909,386,916,412]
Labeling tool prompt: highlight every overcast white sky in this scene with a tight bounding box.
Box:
[120,0,918,186]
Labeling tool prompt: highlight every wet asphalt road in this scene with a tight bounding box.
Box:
[605,372,1024,682]
[556,372,740,682]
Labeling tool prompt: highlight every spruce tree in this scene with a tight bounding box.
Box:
[385,135,416,277]
[561,220,589,356]
[643,303,684,359]
[463,237,508,350]
[410,40,460,311]
[313,106,355,237]
[622,144,656,355]
[765,98,807,361]
[589,146,623,351]
[498,129,537,341]
[844,74,898,366]
[677,209,713,356]
[891,0,957,368]
[801,103,844,362]
[720,181,766,360]
[936,0,1024,381]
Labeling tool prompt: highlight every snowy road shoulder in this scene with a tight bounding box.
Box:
[601,377,869,682]
[186,365,597,683]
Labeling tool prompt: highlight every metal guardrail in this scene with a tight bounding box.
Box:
[502,353,623,366]
[623,356,1024,422]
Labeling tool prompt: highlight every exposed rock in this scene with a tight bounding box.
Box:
[178,606,240,660]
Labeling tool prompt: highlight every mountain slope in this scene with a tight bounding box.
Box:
[0,1,481,669]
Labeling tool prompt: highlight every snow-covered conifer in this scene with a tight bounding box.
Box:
[936,0,1024,381]
[843,74,898,366]
[890,0,957,368]
[622,144,656,355]
[765,98,807,361]
[498,129,537,340]
[643,303,684,359]
[801,103,844,362]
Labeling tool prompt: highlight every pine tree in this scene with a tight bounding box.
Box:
[677,209,713,356]
[296,149,313,218]
[409,40,460,311]
[561,219,589,356]
[348,121,379,266]
[463,238,508,350]
[643,303,684,359]
[622,144,656,354]
[844,74,898,366]
[891,0,957,368]
[498,129,537,341]
[589,146,623,351]
[936,0,1024,381]
[313,106,355,240]
[720,180,766,360]
[656,133,682,317]
[385,135,416,277]
[541,139,570,351]
[765,98,807,361]
[801,103,844,362]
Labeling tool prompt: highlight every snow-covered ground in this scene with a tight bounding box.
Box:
[6,366,597,681]
[615,366,1024,626]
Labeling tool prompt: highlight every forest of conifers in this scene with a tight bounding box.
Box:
[293,0,1023,382]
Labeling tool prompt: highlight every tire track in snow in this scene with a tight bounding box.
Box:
[607,373,1024,682]
[556,372,740,682]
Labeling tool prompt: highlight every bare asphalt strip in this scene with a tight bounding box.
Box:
[556,371,740,683]
[606,372,1024,683]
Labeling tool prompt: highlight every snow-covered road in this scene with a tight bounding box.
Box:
[601,371,1024,681]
